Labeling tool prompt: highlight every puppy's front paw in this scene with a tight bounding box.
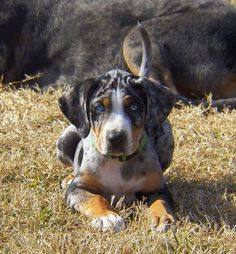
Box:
[61,173,74,189]
[151,214,175,232]
[91,214,125,233]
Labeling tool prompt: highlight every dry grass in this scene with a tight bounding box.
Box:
[0,86,236,254]
[1,2,236,252]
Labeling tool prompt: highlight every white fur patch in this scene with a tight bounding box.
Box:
[156,223,172,233]
[91,214,125,232]
[100,88,133,155]
[98,159,144,196]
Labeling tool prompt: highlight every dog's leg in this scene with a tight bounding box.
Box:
[146,184,175,232]
[61,173,75,189]
[66,181,125,233]
[57,124,81,166]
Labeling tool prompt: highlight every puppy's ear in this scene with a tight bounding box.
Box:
[58,78,97,138]
[136,78,176,131]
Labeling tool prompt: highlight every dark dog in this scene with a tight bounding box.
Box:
[1,0,236,107]
[57,25,176,232]
[123,4,236,107]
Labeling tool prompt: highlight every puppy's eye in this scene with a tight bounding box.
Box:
[130,104,138,111]
[95,104,105,113]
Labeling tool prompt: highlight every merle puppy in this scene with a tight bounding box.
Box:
[57,25,176,232]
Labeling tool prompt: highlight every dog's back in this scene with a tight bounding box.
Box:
[1,0,233,92]
[1,0,160,86]
[124,6,236,99]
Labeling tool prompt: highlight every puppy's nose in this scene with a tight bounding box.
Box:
[107,131,126,145]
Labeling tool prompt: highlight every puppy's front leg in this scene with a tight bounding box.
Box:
[147,184,175,232]
[66,181,125,232]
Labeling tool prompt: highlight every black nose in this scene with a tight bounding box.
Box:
[107,131,126,145]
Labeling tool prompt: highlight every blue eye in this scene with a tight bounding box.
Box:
[95,104,105,113]
[130,104,138,111]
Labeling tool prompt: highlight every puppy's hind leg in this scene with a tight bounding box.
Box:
[56,125,81,167]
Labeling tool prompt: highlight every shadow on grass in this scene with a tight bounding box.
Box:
[169,175,236,228]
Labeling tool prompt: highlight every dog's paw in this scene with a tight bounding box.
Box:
[91,214,125,233]
[151,214,175,233]
[61,173,74,189]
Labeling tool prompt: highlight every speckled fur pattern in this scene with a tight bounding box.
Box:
[57,69,176,232]
[1,0,235,103]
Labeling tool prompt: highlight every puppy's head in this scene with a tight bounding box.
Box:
[59,69,175,156]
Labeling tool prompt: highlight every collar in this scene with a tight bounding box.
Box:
[90,131,148,162]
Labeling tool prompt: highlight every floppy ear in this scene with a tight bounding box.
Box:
[136,78,176,131]
[58,78,97,138]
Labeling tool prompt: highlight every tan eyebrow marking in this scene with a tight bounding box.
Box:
[102,97,111,108]
[123,95,133,107]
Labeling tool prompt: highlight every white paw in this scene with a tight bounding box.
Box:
[61,178,73,189]
[91,214,125,233]
[151,215,175,233]
[156,222,172,233]
[60,174,74,189]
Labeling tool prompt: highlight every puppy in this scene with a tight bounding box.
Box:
[57,25,176,232]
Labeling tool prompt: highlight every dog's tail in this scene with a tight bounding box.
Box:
[130,23,236,111]
[138,22,152,78]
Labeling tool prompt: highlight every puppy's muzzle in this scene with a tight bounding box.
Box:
[106,130,127,154]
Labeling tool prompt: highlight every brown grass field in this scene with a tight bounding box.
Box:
[1,86,236,253]
[1,2,236,253]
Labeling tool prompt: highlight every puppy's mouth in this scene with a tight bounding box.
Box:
[93,130,145,158]
[106,145,128,157]
[99,141,128,157]
[97,139,140,157]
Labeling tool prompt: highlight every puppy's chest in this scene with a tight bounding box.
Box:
[97,160,145,196]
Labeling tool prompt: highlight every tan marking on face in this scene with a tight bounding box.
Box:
[123,95,133,107]
[149,199,175,227]
[94,89,133,155]
[123,95,145,154]
[91,126,106,154]
[102,96,111,109]
[130,126,143,153]
[92,127,100,140]
[80,194,115,217]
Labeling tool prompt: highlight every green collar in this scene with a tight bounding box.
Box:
[90,131,148,162]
